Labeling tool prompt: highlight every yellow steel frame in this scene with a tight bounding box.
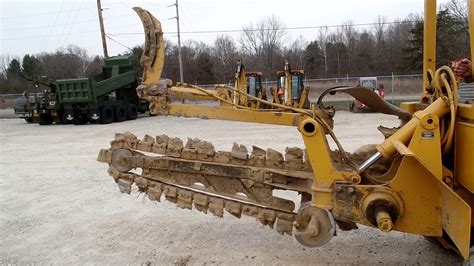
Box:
[132,2,474,259]
[298,0,474,259]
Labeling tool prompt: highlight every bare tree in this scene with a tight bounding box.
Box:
[240,15,287,77]
[286,35,307,70]
[444,0,468,27]
[212,35,238,83]
[317,26,329,77]
[341,21,357,74]
[373,15,387,74]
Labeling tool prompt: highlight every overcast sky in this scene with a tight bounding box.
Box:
[1,0,451,59]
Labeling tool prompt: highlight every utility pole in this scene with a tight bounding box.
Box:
[96,0,109,58]
[170,0,184,82]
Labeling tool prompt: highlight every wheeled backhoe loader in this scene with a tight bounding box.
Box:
[273,60,310,109]
[98,3,474,262]
[233,60,309,110]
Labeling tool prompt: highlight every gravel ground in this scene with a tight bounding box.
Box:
[0,112,461,265]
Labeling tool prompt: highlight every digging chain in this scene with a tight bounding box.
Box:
[98,132,319,236]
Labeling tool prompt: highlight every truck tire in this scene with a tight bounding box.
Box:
[114,105,127,122]
[60,111,74,124]
[24,117,33,123]
[127,104,138,120]
[38,114,53,125]
[99,105,114,124]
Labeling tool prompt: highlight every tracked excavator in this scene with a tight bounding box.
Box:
[98,2,474,261]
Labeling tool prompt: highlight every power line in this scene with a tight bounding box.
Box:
[1,30,101,41]
[60,1,86,47]
[43,0,65,51]
[1,20,418,42]
[57,0,78,46]
[2,14,139,32]
[109,20,419,36]
[0,2,125,20]
[105,34,132,51]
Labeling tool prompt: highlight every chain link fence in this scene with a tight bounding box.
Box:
[0,74,424,109]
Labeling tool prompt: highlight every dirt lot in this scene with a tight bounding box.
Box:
[0,112,461,264]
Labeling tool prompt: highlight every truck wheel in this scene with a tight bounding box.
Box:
[38,114,53,125]
[114,105,127,122]
[60,112,74,124]
[99,105,114,124]
[127,104,138,120]
[24,117,33,123]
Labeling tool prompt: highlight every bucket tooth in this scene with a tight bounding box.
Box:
[209,197,224,217]
[117,179,133,194]
[193,194,209,214]
[147,185,163,202]
[185,138,198,149]
[214,151,231,164]
[242,205,259,218]
[134,176,149,192]
[258,209,276,228]
[285,147,303,160]
[266,148,283,168]
[115,132,137,141]
[143,134,155,143]
[231,143,248,164]
[108,167,121,182]
[166,137,183,157]
[163,185,178,203]
[196,140,215,161]
[182,138,198,160]
[152,134,170,154]
[225,201,242,218]
[112,132,138,149]
[114,133,126,140]
[177,190,193,210]
[285,147,304,170]
[97,149,112,164]
[137,135,155,152]
[275,216,294,235]
[249,146,266,166]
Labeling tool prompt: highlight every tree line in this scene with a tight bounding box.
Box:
[0,0,468,94]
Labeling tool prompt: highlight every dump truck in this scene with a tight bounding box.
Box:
[98,3,474,263]
[21,55,148,125]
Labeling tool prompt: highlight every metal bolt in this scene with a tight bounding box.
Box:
[375,209,393,232]
[443,176,452,184]
[347,187,355,193]
[335,186,342,192]
[350,176,359,184]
